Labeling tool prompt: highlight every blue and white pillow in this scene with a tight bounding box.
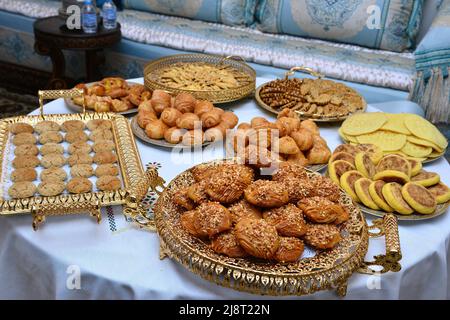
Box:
[255,0,424,52]
[122,0,258,26]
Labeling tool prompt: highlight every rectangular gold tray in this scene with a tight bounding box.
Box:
[0,89,162,229]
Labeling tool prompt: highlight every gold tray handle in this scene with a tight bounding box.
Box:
[284,66,324,80]
[358,213,402,274]
[38,88,85,118]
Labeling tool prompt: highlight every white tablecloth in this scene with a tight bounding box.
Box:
[1,78,449,299]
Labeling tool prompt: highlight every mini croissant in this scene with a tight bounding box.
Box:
[201,110,222,128]
[160,108,182,127]
[194,100,214,116]
[151,90,172,114]
[176,113,201,130]
[221,111,239,129]
[174,93,196,113]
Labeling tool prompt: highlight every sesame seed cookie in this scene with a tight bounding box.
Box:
[9,123,33,134]
[65,130,88,143]
[87,119,112,131]
[41,153,66,168]
[8,182,36,199]
[62,120,85,132]
[40,167,67,182]
[92,140,115,153]
[93,151,117,164]
[68,153,93,166]
[12,155,40,169]
[96,175,121,191]
[39,131,63,144]
[95,164,119,177]
[11,168,37,182]
[14,144,39,156]
[40,143,64,155]
[34,121,60,134]
[67,177,92,194]
[68,142,92,155]
[89,129,113,142]
[37,181,65,196]
[13,133,36,146]
[70,164,94,178]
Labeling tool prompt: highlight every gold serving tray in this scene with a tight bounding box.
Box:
[144,54,256,104]
[0,89,163,230]
[255,67,367,122]
[131,159,402,297]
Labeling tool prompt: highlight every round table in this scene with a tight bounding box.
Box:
[1,77,449,299]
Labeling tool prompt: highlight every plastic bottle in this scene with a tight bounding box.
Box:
[102,0,117,29]
[82,0,97,34]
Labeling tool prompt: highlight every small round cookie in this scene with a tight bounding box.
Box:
[8,181,36,198]
[70,164,94,178]
[35,120,60,134]
[93,151,117,164]
[304,224,341,249]
[39,131,63,144]
[9,122,33,134]
[62,120,85,132]
[92,140,115,153]
[89,129,114,142]
[14,144,39,156]
[65,130,88,143]
[41,153,66,168]
[13,133,36,146]
[96,175,121,191]
[12,155,39,169]
[37,181,65,196]
[87,119,112,131]
[95,164,119,177]
[68,153,93,166]
[68,142,92,155]
[11,168,37,182]
[40,167,67,182]
[235,218,280,259]
[40,143,64,155]
[67,177,92,194]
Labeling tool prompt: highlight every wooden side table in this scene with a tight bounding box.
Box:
[33,16,121,89]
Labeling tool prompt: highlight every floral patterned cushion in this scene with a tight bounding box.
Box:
[255,0,424,52]
[122,0,258,26]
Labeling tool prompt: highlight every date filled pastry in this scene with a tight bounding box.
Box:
[174,92,196,113]
[206,164,254,204]
[9,122,33,134]
[90,128,114,142]
[298,197,343,224]
[150,90,172,114]
[182,130,204,146]
[274,237,305,263]
[193,201,232,238]
[200,109,222,128]
[137,110,158,129]
[15,144,39,157]
[62,120,85,132]
[235,218,280,259]
[145,119,169,140]
[176,113,200,130]
[244,180,289,208]
[263,203,307,237]
[13,133,36,146]
[180,210,203,238]
[39,131,63,144]
[220,111,239,129]
[227,199,262,224]
[173,187,195,210]
[93,151,117,164]
[211,231,248,258]
[304,224,341,250]
[12,155,39,169]
[160,108,182,127]
[64,130,88,144]
[194,100,214,117]
[164,127,185,144]
[87,119,112,131]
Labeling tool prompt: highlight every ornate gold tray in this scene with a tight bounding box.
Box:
[131,159,402,296]
[255,67,367,122]
[144,54,256,104]
[0,89,162,230]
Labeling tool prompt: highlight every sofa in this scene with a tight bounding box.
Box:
[0,0,449,122]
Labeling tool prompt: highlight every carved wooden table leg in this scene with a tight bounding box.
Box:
[34,40,67,89]
[85,49,102,82]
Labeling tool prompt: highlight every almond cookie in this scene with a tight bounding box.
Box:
[8,181,36,198]
[263,203,307,237]
[9,122,33,134]
[11,168,37,182]
[68,153,93,166]
[12,155,39,168]
[39,131,63,144]
[62,120,85,132]
[93,151,117,164]
[41,153,66,168]
[244,180,289,208]
[65,130,88,143]
[40,167,67,182]
[89,129,114,142]
[95,164,119,177]
[13,133,36,146]
[37,181,65,196]
[35,121,60,133]
[40,143,64,155]
[304,224,341,249]
[14,144,39,156]
[70,164,94,178]
[274,237,305,263]
[228,199,262,224]
[235,218,280,259]
[68,142,92,155]
[87,119,112,131]
[211,231,248,258]
[96,175,121,191]
[67,177,92,194]
[92,140,115,153]
[193,201,232,238]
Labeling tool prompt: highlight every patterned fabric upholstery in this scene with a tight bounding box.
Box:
[122,0,258,26]
[256,0,424,53]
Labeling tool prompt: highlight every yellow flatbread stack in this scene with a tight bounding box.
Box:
[340,113,448,160]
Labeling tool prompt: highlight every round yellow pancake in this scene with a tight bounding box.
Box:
[341,113,387,136]
[381,113,411,135]
[356,131,407,152]
[406,135,443,153]
[369,180,394,212]
[401,182,437,214]
[401,141,432,158]
[382,182,414,215]
[355,178,380,210]
[404,114,448,150]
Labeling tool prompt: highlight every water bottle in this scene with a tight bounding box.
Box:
[102,0,117,29]
[82,0,97,34]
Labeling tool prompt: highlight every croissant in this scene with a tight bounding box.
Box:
[276,117,300,136]
[176,113,201,130]
[194,100,214,116]
[247,128,272,148]
[164,127,185,144]
[111,99,128,112]
[290,128,314,151]
[137,110,158,128]
[129,84,146,96]
[278,136,300,155]
[151,90,172,114]
[306,138,331,164]
[221,111,239,129]
[300,119,320,135]
[277,108,298,119]
[251,117,269,129]
[160,108,182,127]
[108,88,128,98]
[145,119,169,140]
[213,107,224,116]
[182,130,204,146]
[141,90,151,101]
[138,99,155,113]
[237,122,251,130]
[174,93,196,113]
[88,84,105,96]
[286,151,309,166]
[128,93,142,106]
[204,122,228,142]
[201,110,222,128]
